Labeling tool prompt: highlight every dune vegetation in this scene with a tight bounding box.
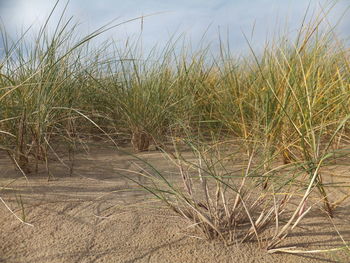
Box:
[0,0,349,256]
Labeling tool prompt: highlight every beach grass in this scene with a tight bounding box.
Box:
[0,0,349,255]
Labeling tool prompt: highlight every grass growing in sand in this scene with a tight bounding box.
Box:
[0,0,349,257]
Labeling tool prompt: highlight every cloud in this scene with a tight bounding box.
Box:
[0,0,349,56]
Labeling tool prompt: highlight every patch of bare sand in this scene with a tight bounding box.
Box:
[0,145,349,263]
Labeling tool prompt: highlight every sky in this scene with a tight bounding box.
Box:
[0,0,349,55]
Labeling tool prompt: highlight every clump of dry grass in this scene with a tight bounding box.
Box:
[124,140,287,246]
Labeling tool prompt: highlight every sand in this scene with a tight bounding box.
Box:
[0,144,349,263]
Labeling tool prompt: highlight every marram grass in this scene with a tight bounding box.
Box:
[0,0,349,256]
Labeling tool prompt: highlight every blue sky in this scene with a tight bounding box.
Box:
[0,0,349,55]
